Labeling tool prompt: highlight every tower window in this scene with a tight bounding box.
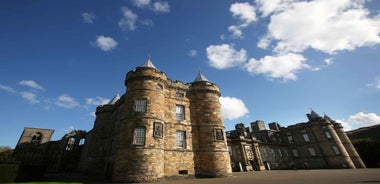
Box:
[135,99,147,112]
[292,149,299,157]
[325,131,332,139]
[287,135,294,143]
[176,131,186,148]
[303,133,310,142]
[176,105,185,120]
[332,145,341,155]
[214,129,224,140]
[133,127,146,145]
[308,147,317,156]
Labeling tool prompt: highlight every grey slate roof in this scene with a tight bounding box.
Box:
[194,72,209,82]
[324,114,334,122]
[310,110,321,119]
[140,56,158,70]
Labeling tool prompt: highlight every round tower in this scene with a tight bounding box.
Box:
[113,57,166,182]
[309,114,355,169]
[332,121,366,168]
[188,72,232,177]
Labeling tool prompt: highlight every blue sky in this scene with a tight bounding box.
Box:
[1,0,380,148]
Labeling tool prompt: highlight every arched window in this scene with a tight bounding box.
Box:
[31,132,42,144]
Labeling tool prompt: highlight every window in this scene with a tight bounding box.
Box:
[31,132,42,144]
[156,84,163,91]
[133,127,146,145]
[79,138,85,145]
[176,131,186,148]
[214,129,224,140]
[308,147,317,156]
[135,99,147,112]
[287,135,294,143]
[153,122,163,138]
[303,133,310,142]
[325,131,332,139]
[176,105,185,120]
[292,149,299,157]
[332,146,341,155]
[278,149,283,157]
[245,146,254,160]
[175,92,184,98]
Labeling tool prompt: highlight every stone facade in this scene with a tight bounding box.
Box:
[226,111,366,171]
[13,128,86,175]
[79,58,232,182]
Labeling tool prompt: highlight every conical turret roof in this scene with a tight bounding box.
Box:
[194,71,209,82]
[108,93,120,105]
[140,56,158,70]
[324,114,334,122]
[310,110,321,119]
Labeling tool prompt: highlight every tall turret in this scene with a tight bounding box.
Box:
[188,72,232,177]
[331,117,366,168]
[113,57,166,182]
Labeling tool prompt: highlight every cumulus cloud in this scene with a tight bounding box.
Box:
[220,96,249,120]
[19,80,44,91]
[95,35,118,52]
[206,44,247,69]
[256,0,380,54]
[153,1,170,13]
[228,2,257,38]
[131,0,170,13]
[119,7,138,31]
[336,119,353,131]
[81,12,96,24]
[368,77,380,90]
[244,53,310,81]
[188,49,197,57]
[348,112,380,127]
[55,94,80,109]
[132,0,151,8]
[86,97,110,106]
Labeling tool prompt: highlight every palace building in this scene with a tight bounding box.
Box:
[13,57,365,182]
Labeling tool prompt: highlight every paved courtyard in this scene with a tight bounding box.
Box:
[143,169,380,184]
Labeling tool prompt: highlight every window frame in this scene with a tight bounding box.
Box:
[135,98,147,113]
[133,127,146,146]
[175,105,185,120]
[292,149,299,157]
[332,145,341,155]
[325,131,332,139]
[303,133,310,142]
[176,130,186,148]
[308,147,317,156]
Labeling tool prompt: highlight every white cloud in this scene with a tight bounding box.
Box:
[81,12,95,24]
[0,84,40,104]
[86,97,110,106]
[324,58,333,65]
[96,35,118,52]
[0,84,17,94]
[244,53,310,81]
[230,2,257,25]
[368,77,380,90]
[55,94,80,109]
[153,1,170,13]
[119,7,138,31]
[132,0,151,8]
[348,112,380,127]
[257,0,380,54]
[336,119,353,131]
[220,96,249,120]
[20,91,39,104]
[228,2,257,38]
[206,44,247,69]
[188,49,197,57]
[19,80,44,91]
[140,19,154,26]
